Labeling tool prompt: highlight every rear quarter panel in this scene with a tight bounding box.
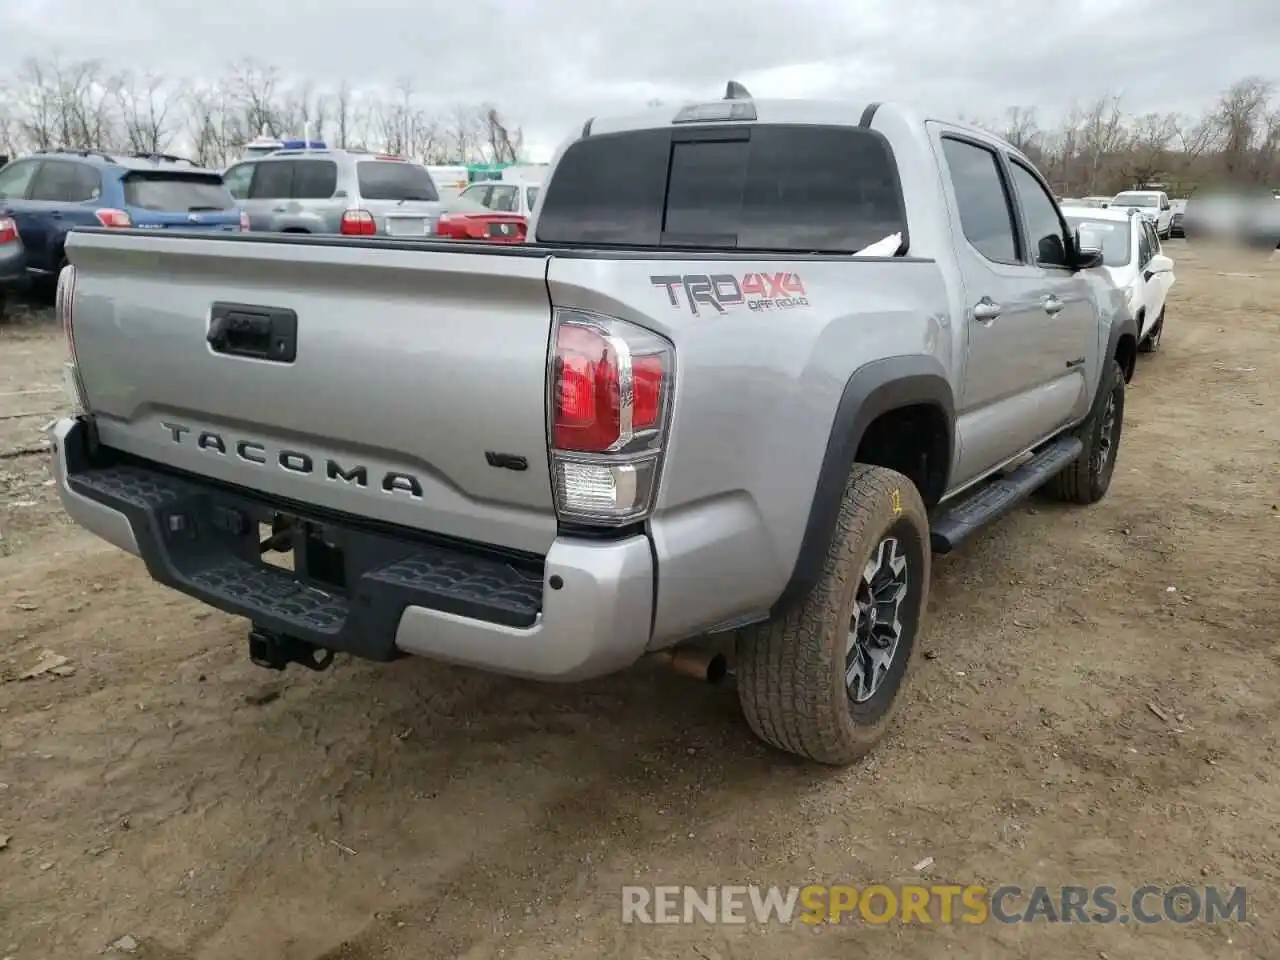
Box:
[548,255,952,642]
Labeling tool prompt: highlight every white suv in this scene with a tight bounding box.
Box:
[1110,190,1174,239]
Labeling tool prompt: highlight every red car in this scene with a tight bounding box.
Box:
[433,196,526,243]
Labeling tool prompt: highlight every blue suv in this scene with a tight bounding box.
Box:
[0,149,246,283]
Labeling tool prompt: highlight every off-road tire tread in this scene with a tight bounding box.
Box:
[1052,359,1124,504]
[737,464,929,765]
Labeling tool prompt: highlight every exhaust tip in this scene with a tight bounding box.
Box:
[705,653,728,685]
[655,647,729,684]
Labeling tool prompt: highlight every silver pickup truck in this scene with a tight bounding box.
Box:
[51,86,1137,765]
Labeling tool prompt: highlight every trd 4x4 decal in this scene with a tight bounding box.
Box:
[650,272,809,316]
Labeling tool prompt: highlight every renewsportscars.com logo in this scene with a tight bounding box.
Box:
[620,884,1248,926]
[650,272,809,316]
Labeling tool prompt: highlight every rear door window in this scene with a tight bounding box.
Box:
[939,137,1019,263]
[535,124,907,253]
[30,160,100,202]
[123,174,236,211]
[1136,222,1152,267]
[249,161,294,199]
[356,162,439,201]
[291,160,338,199]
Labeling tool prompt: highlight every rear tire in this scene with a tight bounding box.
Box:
[1139,309,1164,354]
[736,465,930,765]
[0,288,7,323]
[1052,359,1125,505]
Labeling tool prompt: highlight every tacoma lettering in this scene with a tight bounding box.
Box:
[160,424,421,498]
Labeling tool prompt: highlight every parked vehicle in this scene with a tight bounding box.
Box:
[1169,198,1187,237]
[1063,204,1175,354]
[0,213,25,320]
[426,165,470,199]
[237,128,328,162]
[457,179,541,218]
[51,85,1137,766]
[435,196,526,243]
[1183,188,1280,250]
[0,149,245,284]
[1110,190,1174,238]
[222,149,444,237]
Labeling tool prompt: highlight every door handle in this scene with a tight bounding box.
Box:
[271,206,288,213]
[972,298,1001,323]
[208,302,298,363]
[1042,295,1065,316]
[49,211,63,219]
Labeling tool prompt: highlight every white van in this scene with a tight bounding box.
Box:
[457,165,547,218]
[426,165,470,200]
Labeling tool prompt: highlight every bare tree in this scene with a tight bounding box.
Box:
[115,71,174,154]
[227,58,281,141]
[999,105,1040,154]
[1078,95,1128,194]
[334,79,353,148]
[180,81,225,167]
[1210,76,1273,179]
[1126,112,1178,186]
[483,105,523,163]
[11,58,64,150]
[3,57,1277,193]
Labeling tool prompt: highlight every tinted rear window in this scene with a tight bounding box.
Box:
[122,174,235,211]
[535,124,907,253]
[357,162,439,201]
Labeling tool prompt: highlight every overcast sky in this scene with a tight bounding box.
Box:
[8,0,1279,159]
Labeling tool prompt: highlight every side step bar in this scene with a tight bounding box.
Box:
[930,436,1084,555]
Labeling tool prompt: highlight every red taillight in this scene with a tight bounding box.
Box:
[94,209,131,228]
[435,214,526,243]
[551,316,671,453]
[340,209,376,235]
[239,211,251,232]
[548,310,675,525]
[632,356,664,430]
[0,217,17,244]
[553,324,619,451]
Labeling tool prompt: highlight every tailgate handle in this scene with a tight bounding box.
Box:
[208,303,298,363]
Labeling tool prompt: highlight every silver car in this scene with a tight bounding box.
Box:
[221,149,444,237]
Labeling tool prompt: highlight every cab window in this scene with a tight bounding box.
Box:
[1007,159,1070,267]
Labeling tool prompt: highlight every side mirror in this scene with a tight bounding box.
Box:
[1147,253,1174,274]
[1072,227,1105,269]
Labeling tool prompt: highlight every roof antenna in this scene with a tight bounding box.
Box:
[724,81,752,100]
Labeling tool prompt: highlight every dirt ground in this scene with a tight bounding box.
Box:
[1,242,1277,959]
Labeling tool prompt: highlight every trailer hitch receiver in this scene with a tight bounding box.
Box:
[248,625,335,672]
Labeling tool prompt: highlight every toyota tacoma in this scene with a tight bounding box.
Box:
[50,85,1136,765]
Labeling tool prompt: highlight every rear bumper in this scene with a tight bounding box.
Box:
[0,242,26,285]
[51,417,654,681]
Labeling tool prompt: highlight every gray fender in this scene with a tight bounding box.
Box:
[770,356,954,617]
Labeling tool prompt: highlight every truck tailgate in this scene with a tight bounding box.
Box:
[65,232,557,555]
